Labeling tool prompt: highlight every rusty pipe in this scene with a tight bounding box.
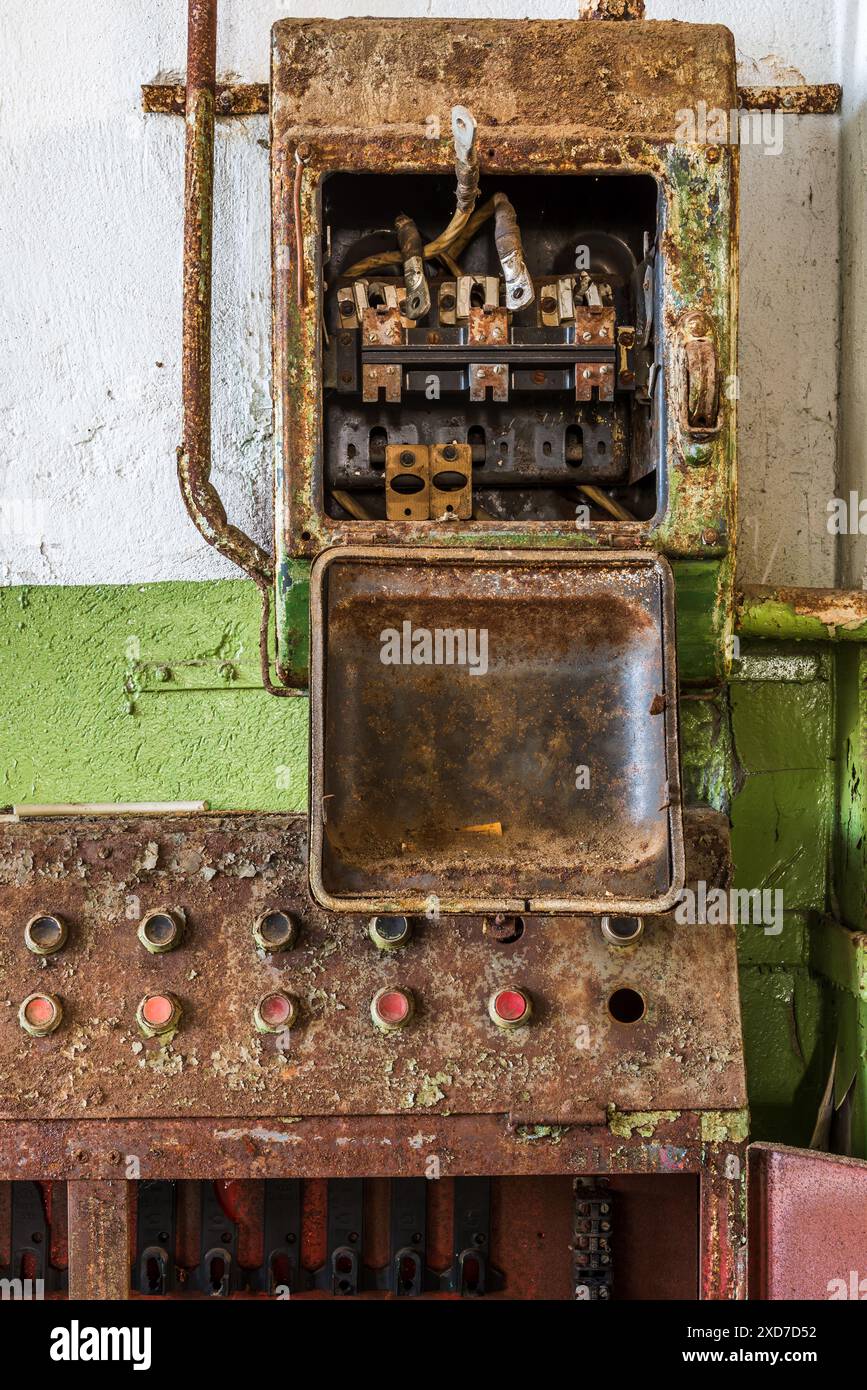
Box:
[179,0,274,588]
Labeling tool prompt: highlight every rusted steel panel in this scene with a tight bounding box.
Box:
[143,81,270,115]
[309,548,683,915]
[0,1112,747,1183]
[0,811,744,1125]
[748,1144,867,1300]
[271,19,736,140]
[67,1180,132,1300]
[144,81,841,121]
[738,84,841,114]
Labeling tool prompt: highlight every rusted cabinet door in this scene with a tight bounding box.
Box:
[748,1143,867,1300]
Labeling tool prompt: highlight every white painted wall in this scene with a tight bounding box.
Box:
[839,0,867,588]
[0,0,853,586]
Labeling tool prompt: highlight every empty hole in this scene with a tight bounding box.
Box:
[467,424,486,466]
[542,440,552,456]
[597,440,606,455]
[368,426,387,470]
[608,987,646,1024]
[346,442,357,459]
[431,471,467,492]
[404,508,412,516]
[399,1254,418,1290]
[145,1256,163,1294]
[209,1257,225,1292]
[470,284,485,307]
[462,1255,480,1292]
[390,474,425,495]
[498,439,508,454]
[499,916,524,944]
[368,288,385,308]
[565,424,583,465]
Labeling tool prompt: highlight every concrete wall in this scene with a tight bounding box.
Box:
[0,0,851,588]
[839,0,867,589]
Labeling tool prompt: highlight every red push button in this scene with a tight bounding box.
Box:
[371,986,414,1032]
[489,986,532,1028]
[136,992,182,1037]
[254,991,298,1034]
[19,992,62,1037]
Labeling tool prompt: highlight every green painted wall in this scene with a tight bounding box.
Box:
[0,583,308,812]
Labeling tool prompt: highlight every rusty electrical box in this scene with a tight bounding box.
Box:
[4,2,865,1323]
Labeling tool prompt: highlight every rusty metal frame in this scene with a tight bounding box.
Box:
[0,1117,748,1300]
[271,133,736,567]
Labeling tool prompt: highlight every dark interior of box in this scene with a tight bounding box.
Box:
[321,171,662,525]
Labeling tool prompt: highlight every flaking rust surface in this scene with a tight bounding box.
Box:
[271,19,736,139]
[0,813,744,1121]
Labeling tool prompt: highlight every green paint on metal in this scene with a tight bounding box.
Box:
[607,1107,680,1139]
[834,645,867,931]
[0,582,308,812]
[736,911,808,968]
[809,918,867,1157]
[738,965,828,1147]
[680,692,732,813]
[699,1109,749,1144]
[275,557,310,688]
[737,594,867,643]
[730,664,833,910]
[672,560,727,685]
